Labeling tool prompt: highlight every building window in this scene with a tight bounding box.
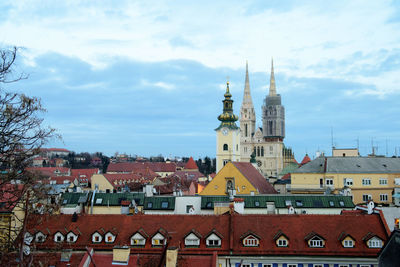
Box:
[105,233,115,243]
[261,146,264,156]
[325,178,333,186]
[54,233,64,243]
[254,201,260,207]
[223,144,228,151]
[152,233,165,246]
[257,146,260,156]
[92,233,102,243]
[344,178,353,186]
[343,239,354,248]
[309,237,324,247]
[362,178,371,186]
[368,237,383,248]
[185,233,200,247]
[243,235,259,247]
[245,124,248,137]
[380,194,388,202]
[313,265,323,267]
[395,178,400,185]
[338,265,349,267]
[206,233,221,247]
[161,201,169,209]
[147,202,153,208]
[263,265,272,267]
[131,233,146,246]
[277,239,288,247]
[223,159,229,166]
[379,178,388,185]
[362,194,372,202]
[288,265,297,267]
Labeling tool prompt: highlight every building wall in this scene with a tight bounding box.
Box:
[91,174,114,191]
[291,172,397,204]
[174,196,201,214]
[200,162,257,196]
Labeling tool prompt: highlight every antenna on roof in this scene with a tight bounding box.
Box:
[331,127,334,150]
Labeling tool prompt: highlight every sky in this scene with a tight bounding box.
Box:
[1,0,400,160]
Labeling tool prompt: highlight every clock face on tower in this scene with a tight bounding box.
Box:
[222,128,228,136]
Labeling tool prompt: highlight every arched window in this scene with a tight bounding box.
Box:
[223,144,228,151]
[245,124,248,137]
[261,146,264,157]
[257,147,260,157]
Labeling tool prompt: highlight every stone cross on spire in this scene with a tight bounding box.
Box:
[241,60,253,106]
[269,58,277,96]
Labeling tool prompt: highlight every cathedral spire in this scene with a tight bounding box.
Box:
[269,58,277,96]
[242,60,253,106]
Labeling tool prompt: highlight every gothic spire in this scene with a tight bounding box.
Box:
[242,60,253,106]
[269,58,277,96]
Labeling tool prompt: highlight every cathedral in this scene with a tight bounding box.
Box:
[215,60,295,176]
[239,60,294,178]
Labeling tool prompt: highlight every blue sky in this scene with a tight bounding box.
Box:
[1,1,400,160]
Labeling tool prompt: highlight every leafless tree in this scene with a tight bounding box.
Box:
[0,46,57,266]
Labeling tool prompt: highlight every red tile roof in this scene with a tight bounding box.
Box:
[71,168,99,183]
[26,167,70,177]
[300,154,311,165]
[48,176,74,184]
[184,157,198,170]
[232,162,277,194]
[107,162,176,173]
[27,212,389,258]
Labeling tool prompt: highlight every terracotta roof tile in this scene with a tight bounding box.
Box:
[232,162,277,194]
[184,157,198,170]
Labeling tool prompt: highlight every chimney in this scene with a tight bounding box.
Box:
[233,198,244,214]
[112,246,130,265]
[166,247,178,267]
[71,212,78,222]
[367,200,375,215]
[145,184,154,197]
[266,201,276,214]
[288,205,295,214]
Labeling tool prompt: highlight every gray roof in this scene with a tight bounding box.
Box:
[293,156,400,174]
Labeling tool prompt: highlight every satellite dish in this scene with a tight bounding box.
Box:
[24,233,33,245]
[23,245,30,255]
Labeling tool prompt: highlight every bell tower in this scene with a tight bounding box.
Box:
[216,81,241,173]
[262,59,285,140]
[240,61,256,162]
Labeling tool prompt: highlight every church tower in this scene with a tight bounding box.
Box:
[262,59,285,140]
[216,81,241,173]
[240,61,256,162]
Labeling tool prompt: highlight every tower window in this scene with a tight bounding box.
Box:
[269,121,273,135]
[223,144,228,151]
[245,124,248,137]
[261,146,264,157]
[257,147,260,157]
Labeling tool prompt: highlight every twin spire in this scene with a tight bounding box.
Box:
[242,58,277,104]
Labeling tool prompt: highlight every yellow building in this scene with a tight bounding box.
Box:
[0,186,26,252]
[200,162,276,196]
[290,156,400,205]
[216,81,241,173]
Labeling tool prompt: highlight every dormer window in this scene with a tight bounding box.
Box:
[343,239,354,248]
[152,232,166,246]
[131,232,146,246]
[92,232,102,243]
[105,232,116,243]
[242,234,259,247]
[54,232,64,243]
[309,236,324,248]
[206,233,221,247]
[274,231,289,247]
[367,237,383,248]
[66,232,78,243]
[35,232,46,243]
[185,233,200,247]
